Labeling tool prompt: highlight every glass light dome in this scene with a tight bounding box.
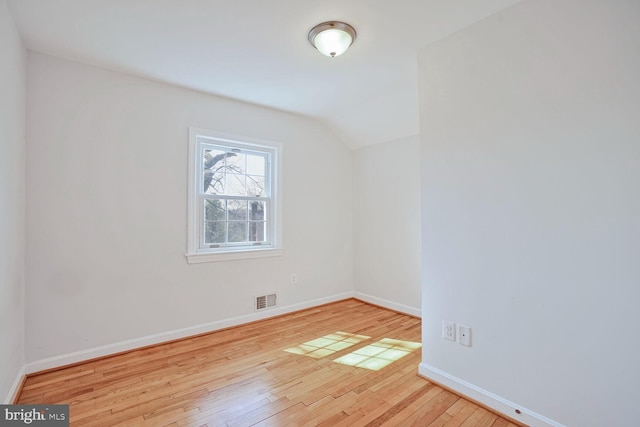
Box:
[308,22,356,58]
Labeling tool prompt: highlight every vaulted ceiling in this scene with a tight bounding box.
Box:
[7,0,520,149]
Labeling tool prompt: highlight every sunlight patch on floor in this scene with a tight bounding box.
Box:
[283,331,371,359]
[333,338,422,371]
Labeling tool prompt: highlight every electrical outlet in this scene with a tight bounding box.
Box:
[458,325,471,346]
[290,273,297,285]
[442,320,455,341]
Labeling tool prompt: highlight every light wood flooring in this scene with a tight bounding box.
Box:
[17,299,520,426]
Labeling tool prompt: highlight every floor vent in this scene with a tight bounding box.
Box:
[255,293,277,311]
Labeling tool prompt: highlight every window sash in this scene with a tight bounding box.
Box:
[199,143,271,198]
[198,195,271,249]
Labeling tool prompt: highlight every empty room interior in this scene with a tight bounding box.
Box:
[1,0,639,426]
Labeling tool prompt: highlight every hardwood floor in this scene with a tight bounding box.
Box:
[17,299,519,427]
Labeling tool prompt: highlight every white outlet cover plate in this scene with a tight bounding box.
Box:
[458,325,471,346]
[442,320,456,341]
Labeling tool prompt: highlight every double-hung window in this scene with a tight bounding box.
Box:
[187,128,281,263]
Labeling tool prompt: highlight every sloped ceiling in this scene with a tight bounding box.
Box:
[8,0,520,148]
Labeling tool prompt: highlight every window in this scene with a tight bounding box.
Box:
[187,128,281,263]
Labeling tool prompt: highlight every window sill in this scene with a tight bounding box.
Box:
[186,248,283,264]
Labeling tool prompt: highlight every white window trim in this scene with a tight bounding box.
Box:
[186,127,283,264]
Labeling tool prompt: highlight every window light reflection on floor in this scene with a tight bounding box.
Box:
[333,338,422,371]
[283,331,371,359]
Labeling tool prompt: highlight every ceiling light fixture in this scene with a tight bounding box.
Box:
[308,21,356,58]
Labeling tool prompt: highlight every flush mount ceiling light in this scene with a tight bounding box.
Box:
[308,21,356,58]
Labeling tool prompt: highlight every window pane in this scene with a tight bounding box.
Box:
[226,151,246,174]
[249,201,265,220]
[205,199,226,221]
[228,200,247,220]
[226,174,246,196]
[228,222,247,242]
[246,154,266,176]
[205,221,225,244]
[246,175,265,197]
[203,148,226,194]
[249,222,266,242]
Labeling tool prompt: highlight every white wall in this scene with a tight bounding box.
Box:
[353,135,421,316]
[26,53,353,365]
[418,1,640,426]
[0,0,26,403]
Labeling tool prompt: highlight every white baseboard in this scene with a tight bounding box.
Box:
[353,292,421,317]
[418,363,565,427]
[4,365,25,404]
[25,292,353,374]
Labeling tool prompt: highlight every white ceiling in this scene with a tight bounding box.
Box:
[7,0,520,149]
